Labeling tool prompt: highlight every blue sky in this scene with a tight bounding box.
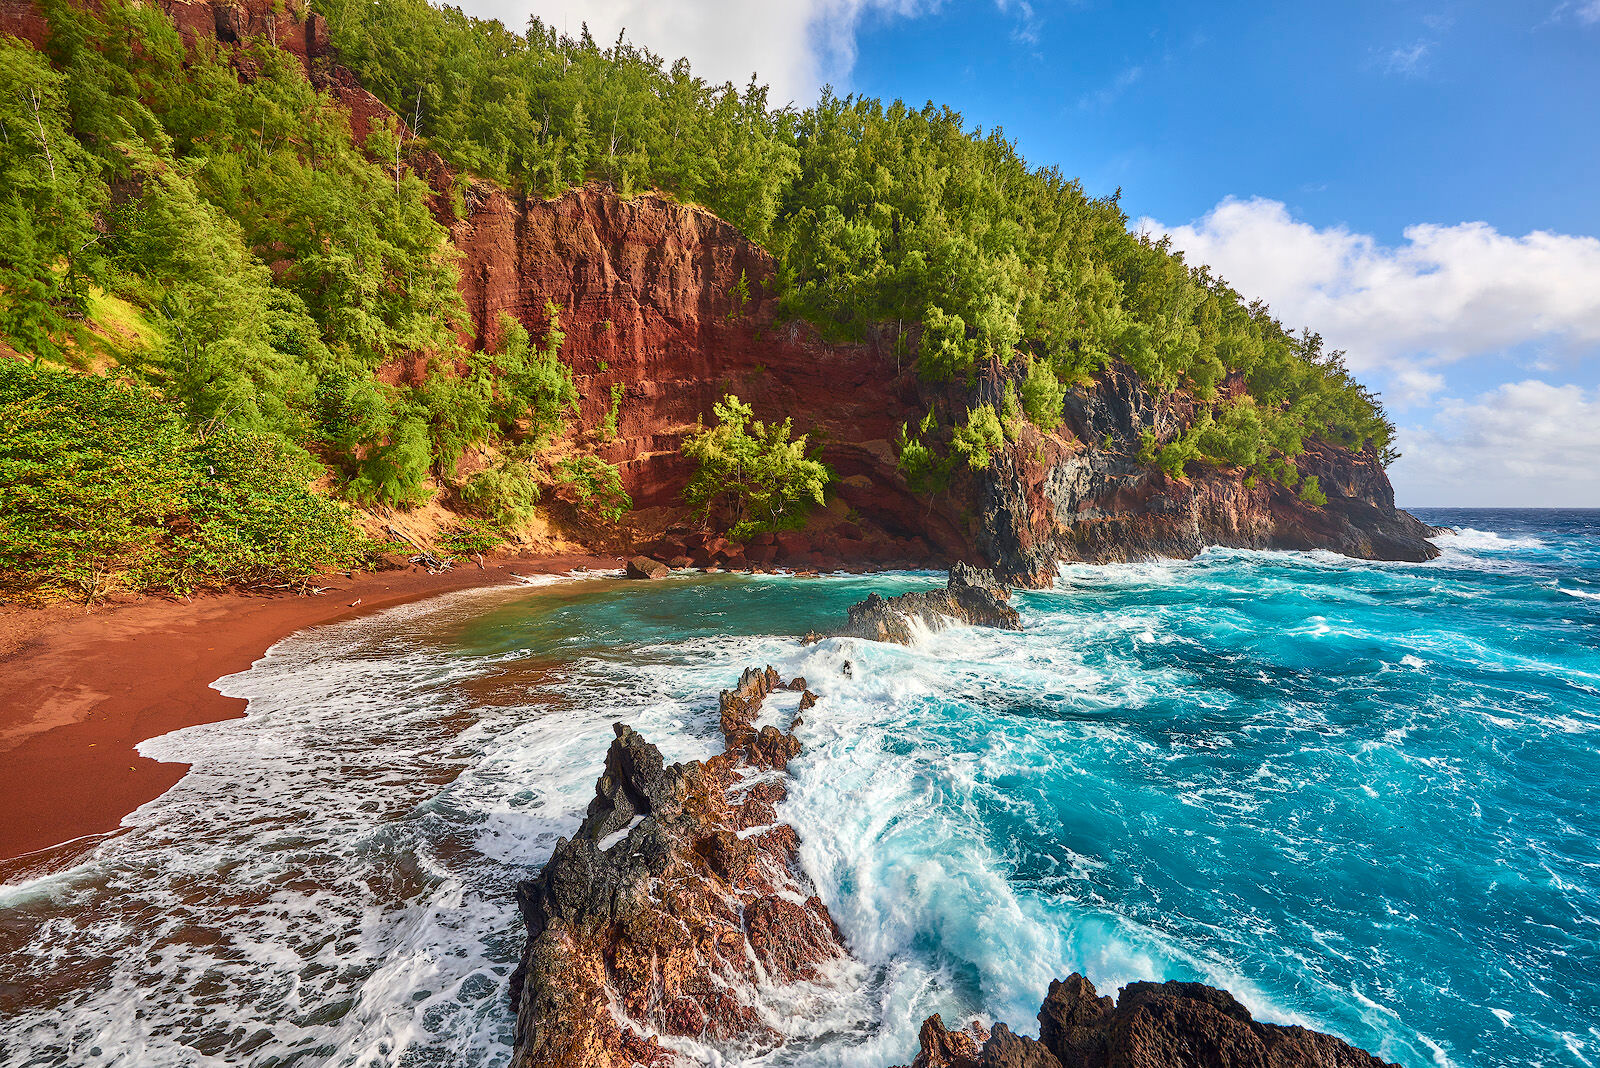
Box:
[463,0,1600,506]
[847,1,1599,243]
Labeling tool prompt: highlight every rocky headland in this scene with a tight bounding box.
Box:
[510,663,1404,1068]
[0,0,1440,582]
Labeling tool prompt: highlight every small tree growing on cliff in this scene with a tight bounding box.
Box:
[682,394,830,539]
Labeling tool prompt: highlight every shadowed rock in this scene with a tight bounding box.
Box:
[826,563,1022,645]
[509,667,845,1068]
[897,973,1399,1068]
[625,555,670,579]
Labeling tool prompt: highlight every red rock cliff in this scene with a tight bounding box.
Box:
[5,0,1439,576]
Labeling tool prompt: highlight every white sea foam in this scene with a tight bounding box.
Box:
[1434,527,1546,552]
[5,549,1593,1068]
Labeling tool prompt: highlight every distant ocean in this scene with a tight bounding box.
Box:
[3,509,1597,1068]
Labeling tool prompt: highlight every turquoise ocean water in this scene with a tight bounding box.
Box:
[1,509,1596,1067]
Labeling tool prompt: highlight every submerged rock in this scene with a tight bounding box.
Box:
[828,563,1022,645]
[508,666,845,1068]
[896,973,1399,1068]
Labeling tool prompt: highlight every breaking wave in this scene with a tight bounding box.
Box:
[3,509,1598,1068]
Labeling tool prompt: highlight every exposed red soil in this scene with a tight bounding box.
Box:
[0,553,614,870]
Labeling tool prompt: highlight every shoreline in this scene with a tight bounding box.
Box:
[0,553,618,872]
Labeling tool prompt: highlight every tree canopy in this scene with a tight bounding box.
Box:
[322,0,1397,476]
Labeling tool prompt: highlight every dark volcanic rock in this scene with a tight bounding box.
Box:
[902,1013,990,1068]
[900,973,1399,1068]
[829,564,1022,645]
[509,666,846,1068]
[977,364,1438,586]
[624,554,671,579]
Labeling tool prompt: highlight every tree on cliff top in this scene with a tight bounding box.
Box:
[320,0,1397,476]
[682,394,830,540]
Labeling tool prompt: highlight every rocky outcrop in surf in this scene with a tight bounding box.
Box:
[895,972,1399,1068]
[826,563,1022,644]
[508,666,843,1068]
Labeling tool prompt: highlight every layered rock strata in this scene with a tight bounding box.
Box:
[826,563,1022,644]
[508,666,840,1068]
[897,973,1399,1068]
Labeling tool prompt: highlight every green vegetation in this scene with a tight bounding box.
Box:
[439,518,502,557]
[951,404,1007,471]
[460,457,542,526]
[555,455,631,522]
[682,394,830,539]
[601,381,624,440]
[0,5,611,596]
[323,0,1395,486]
[1,0,1393,596]
[0,362,366,600]
[1019,358,1067,431]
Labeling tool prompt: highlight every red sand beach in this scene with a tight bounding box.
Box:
[0,554,616,868]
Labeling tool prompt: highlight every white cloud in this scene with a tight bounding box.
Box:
[1077,64,1143,110]
[1139,197,1600,389]
[1550,1,1600,25]
[1383,40,1432,77]
[995,0,1042,45]
[452,0,936,107]
[1391,381,1600,506]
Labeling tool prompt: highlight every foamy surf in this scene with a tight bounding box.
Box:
[3,509,1598,1068]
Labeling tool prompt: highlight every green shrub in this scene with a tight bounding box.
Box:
[173,428,367,589]
[1155,435,1198,479]
[440,518,502,556]
[556,454,631,522]
[347,413,432,506]
[490,305,577,441]
[1297,474,1328,506]
[0,362,364,599]
[895,421,945,494]
[601,381,624,440]
[1020,357,1066,431]
[682,393,830,538]
[951,404,1005,471]
[461,458,542,525]
[0,363,190,598]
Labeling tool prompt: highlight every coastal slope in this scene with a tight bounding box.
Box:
[0,0,1437,583]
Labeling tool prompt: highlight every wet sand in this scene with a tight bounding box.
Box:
[0,554,618,867]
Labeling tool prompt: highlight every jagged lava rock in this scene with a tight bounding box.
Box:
[897,973,1400,1068]
[509,667,846,1068]
[829,563,1022,645]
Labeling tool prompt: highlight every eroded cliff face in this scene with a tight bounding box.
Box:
[444,183,1435,578]
[3,0,1439,578]
[976,364,1438,585]
[446,182,971,568]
